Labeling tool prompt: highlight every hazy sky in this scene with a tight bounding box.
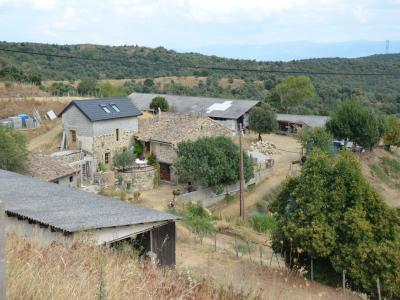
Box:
[1,0,399,53]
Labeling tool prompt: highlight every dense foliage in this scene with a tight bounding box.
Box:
[183,202,214,240]
[0,127,28,173]
[383,116,400,149]
[1,42,400,114]
[274,75,316,112]
[248,104,277,140]
[113,149,136,171]
[149,96,169,112]
[174,136,253,193]
[326,100,384,149]
[270,150,400,298]
[298,127,333,154]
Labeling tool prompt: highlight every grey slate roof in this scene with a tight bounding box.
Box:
[276,114,329,128]
[59,98,142,122]
[0,170,177,233]
[129,93,260,120]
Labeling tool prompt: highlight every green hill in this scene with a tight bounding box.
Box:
[1,42,399,115]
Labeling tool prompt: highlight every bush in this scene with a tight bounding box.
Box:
[98,162,107,172]
[0,127,28,173]
[113,150,136,171]
[133,140,144,157]
[149,96,169,112]
[183,203,214,239]
[249,215,276,233]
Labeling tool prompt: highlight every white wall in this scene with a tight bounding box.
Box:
[92,118,138,136]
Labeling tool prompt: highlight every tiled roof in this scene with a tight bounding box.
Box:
[129,93,260,120]
[27,154,79,182]
[135,113,233,146]
[59,98,142,122]
[0,170,178,233]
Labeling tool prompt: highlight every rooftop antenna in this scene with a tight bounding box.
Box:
[385,40,390,54]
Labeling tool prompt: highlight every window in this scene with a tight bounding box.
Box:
[54,180,59,184]
[105,152,110,164]
[69,175,74,183]
[70,130,77,143]
[100,104,111,113]
[116,128,119,141]
[110,104,120,112]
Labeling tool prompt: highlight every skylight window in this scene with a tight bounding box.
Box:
[100,105,111,113]
[110,104,120,112]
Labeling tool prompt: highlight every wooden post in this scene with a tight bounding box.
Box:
[311,258,314,281]
[342,270,346,295]
[259,246,263,266]
[239,123,245,220]
[376,278,382,300]
[0,201,5,300]
[235,236,239,258]
[214,234,217,252]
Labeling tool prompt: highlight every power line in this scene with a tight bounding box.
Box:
[0,46,399,77]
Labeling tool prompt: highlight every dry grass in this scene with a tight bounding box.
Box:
[6,234,252,300]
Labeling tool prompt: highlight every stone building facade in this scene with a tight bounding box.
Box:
[59,99,141,176]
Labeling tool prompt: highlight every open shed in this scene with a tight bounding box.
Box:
[0,170,178,266]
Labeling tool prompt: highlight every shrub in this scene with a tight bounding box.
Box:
[183,203,214,239]
[0,126,28,173]
[249,215,276,233]
[149,96,169,112]
[113,150,136,171]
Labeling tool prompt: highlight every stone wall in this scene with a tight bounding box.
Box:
[150,142,177,165]
[118,166,156,191]
[92,129,135,172]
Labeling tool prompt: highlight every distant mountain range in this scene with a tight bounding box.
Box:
[184,41,400,61]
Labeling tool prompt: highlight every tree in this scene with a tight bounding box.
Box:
[326,100,383,150]
[271,150,400,298]
[77,78,98,95]
[149,96,169,112]
[113,150,136,171]
[143,78,154,87]
[274,76,316,112]
[174,136,253,193]
[0,127,28,173]
[248,104,277,141]
[298,127,333,154]
[383,116,400,150]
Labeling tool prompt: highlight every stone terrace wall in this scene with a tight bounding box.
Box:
[118,166,156,191]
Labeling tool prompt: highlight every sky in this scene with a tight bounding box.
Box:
[1,0,400,60]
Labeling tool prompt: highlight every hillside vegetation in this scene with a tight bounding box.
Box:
[1,42,400,115]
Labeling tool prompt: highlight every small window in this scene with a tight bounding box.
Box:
[105,152,110,164]
[70,130,77,143]
[100,105,111,113]
[110,104,120,112]
[54,180,59,184]
[116,128,119,141]
[69,176,73,183]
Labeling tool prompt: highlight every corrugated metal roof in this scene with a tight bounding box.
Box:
[129,93,260,120]
[276,114,329,128]
[0,170,177,233]
[59,98,142,122]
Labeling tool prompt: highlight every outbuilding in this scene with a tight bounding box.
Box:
[276,114,329,134]
[0,170,178,266]
[129,92,260,132]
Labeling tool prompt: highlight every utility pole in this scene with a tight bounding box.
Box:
[239,123,245,220]
[0,201,6,300]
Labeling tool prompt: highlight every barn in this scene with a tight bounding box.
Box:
[129,92,260,132]
[0,170,178,266]
[276,114,329,134]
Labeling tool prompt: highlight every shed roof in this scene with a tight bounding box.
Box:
[59,98,142,122]
[276,114,329,128]
[136,113,233,146]
[0,170,177,233]
[27,154,79,182]
[129,93,259,120]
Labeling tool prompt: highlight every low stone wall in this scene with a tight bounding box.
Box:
[118,166,156,191]
[176,166,274,207]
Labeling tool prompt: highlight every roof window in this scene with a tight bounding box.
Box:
[100,104,111,113]
[110,104,120,112]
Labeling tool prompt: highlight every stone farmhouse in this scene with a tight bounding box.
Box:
[59,98,142,176]
[135,113,233,182]
[130,92,260,132]
[0,169,178,266]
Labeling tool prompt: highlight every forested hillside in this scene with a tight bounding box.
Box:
[1,42,400,115]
